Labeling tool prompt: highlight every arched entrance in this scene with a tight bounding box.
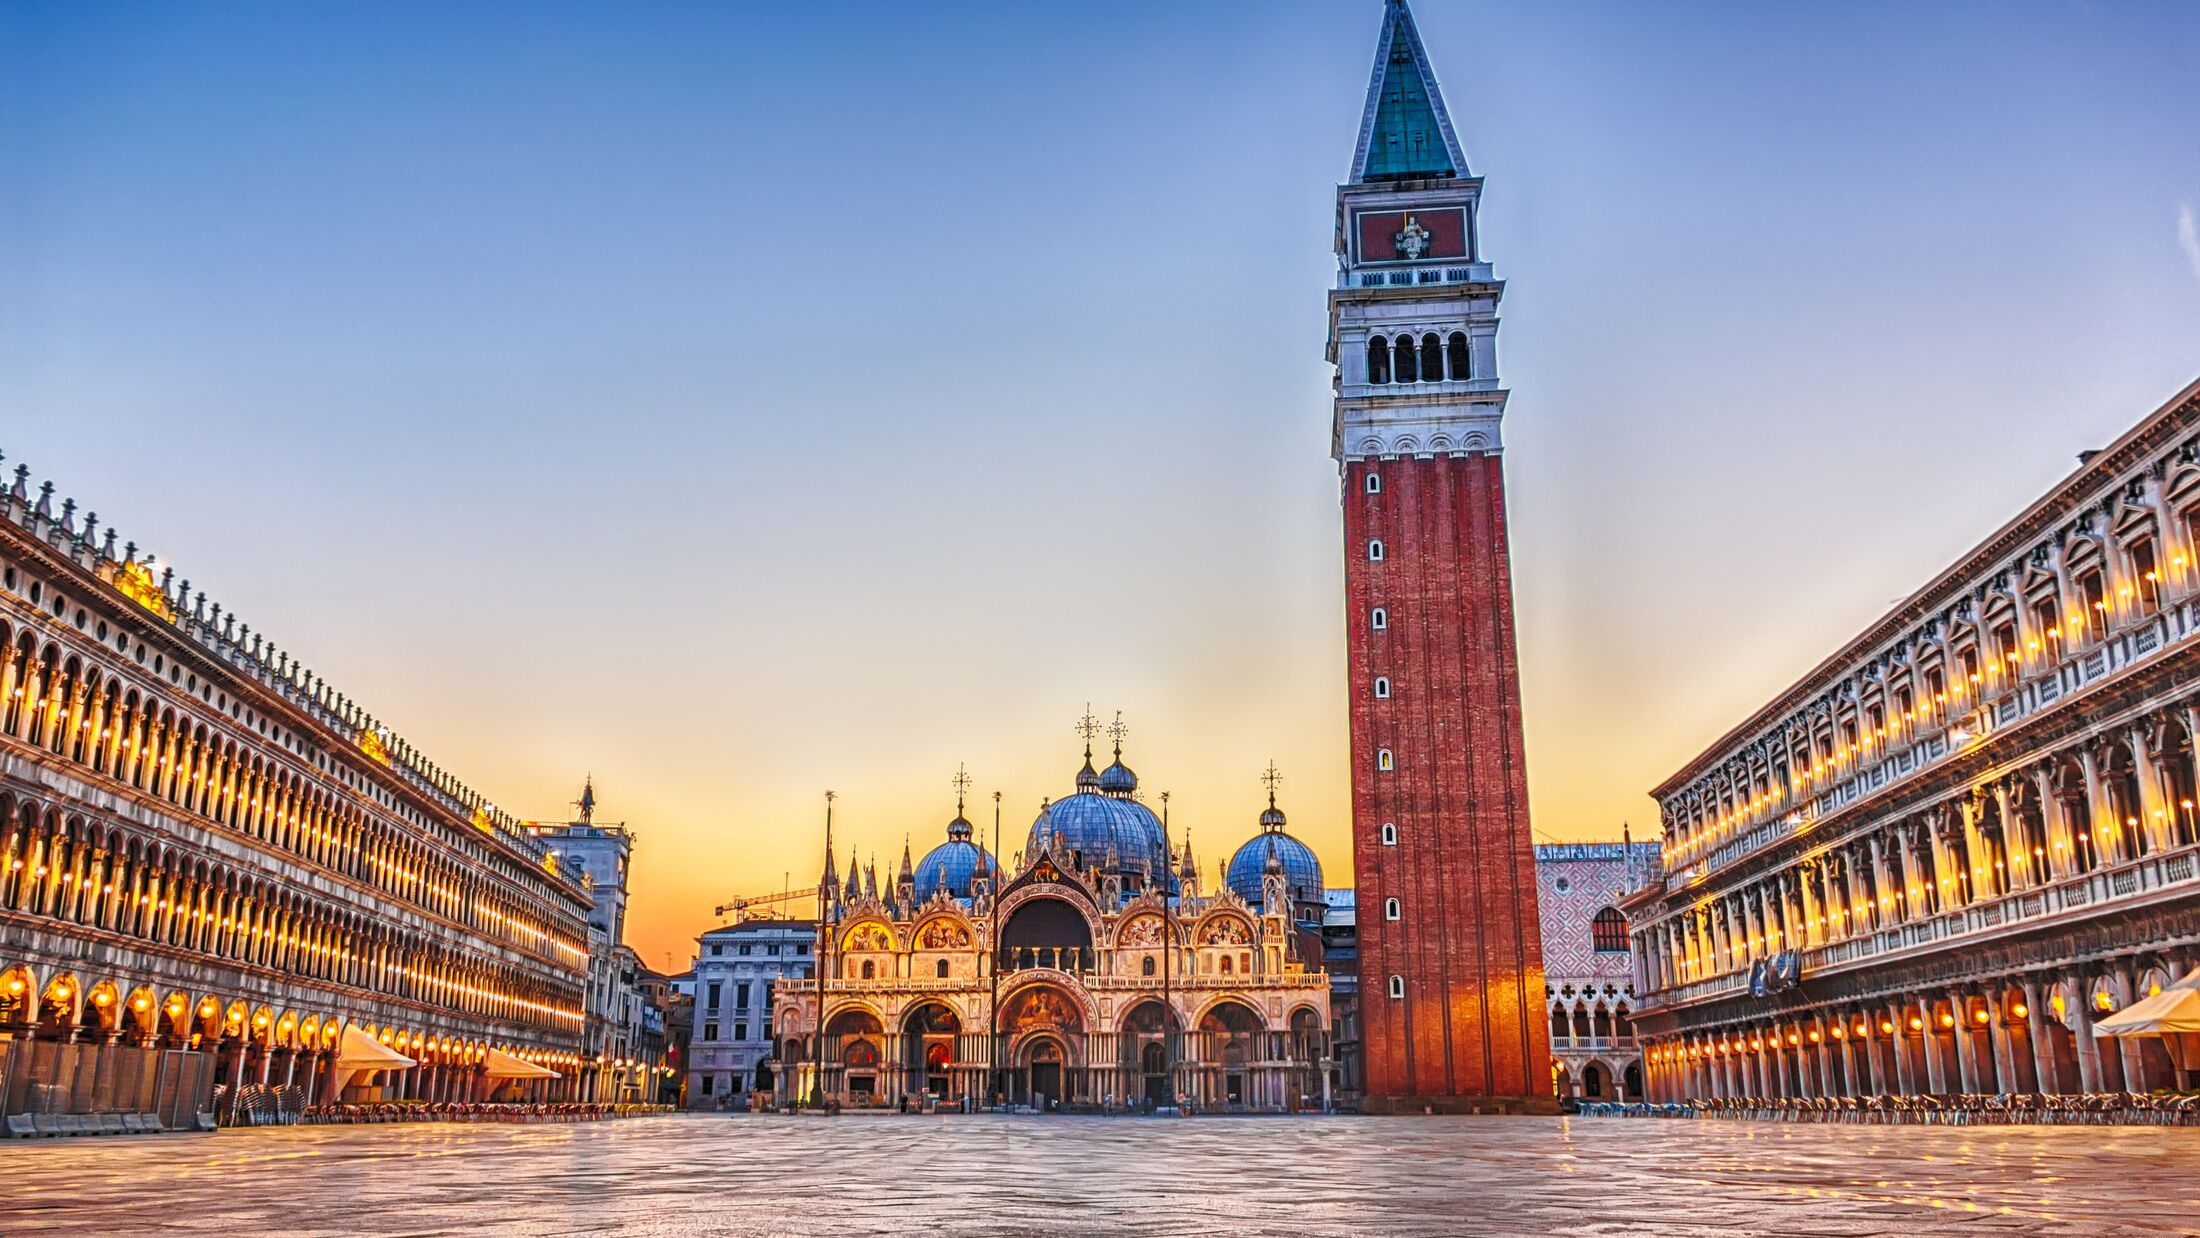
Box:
[1023,1036,1067,1112]
[1121,999,1179,1108]
[1198,1000,1262,1110]
[902,1002,962,1098]
[1001,984,1084,1111]
[824,1008,883,1104]
[1581,1061,1606,1099]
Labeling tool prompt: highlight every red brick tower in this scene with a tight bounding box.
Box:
[1330,0,1551,1114]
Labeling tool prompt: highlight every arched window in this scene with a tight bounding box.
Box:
[1141,955,1155,977]
[1419,333,1442,381]
[1392,336,1417,383]
[1380,823,1397,846]
[1371,607,1388,631]
[1364,472,1382,494]
[1376,748,1394,771]
[1591,906,1629,953]
[1447,332,1471,380]
[1387,975,1405,999]
[1383,897,1401,921]
[1368,540,1385,562]
[1373,676,1391,700]
[859,959,875,980]
[935,959,949,978]
[1366,336,1390,384]
[1220,954,1233,975]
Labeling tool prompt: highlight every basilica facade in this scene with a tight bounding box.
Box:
[772,743,1333,1113]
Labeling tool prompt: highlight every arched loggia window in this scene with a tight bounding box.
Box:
[1392,336,1418,383]
[1447,332,1471,380]
[1419,333,1442,381]
[1366,336,1390,384]
[1591,907,1629,953]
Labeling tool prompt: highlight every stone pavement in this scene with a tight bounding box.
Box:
[2,1114,2195,1236]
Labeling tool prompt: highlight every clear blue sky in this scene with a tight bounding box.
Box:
[5,1,2198,966]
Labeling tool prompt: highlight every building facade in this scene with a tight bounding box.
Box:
[535,791,673,1100]
[773,743,1332,1113]
[685,917,813,1109]
[1626,377,2200,1104]
[0,454,595,1120]
[1331,0,1550,1112]
[1536,842,1656,1102]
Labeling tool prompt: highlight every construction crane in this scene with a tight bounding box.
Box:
[712,887,814,922]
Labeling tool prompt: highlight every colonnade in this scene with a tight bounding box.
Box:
[1642,949,2194,1103]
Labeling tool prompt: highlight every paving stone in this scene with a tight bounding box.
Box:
[1,1114,2195,1235]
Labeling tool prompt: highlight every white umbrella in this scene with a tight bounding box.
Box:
[2094,966,2200,1072]
[334,1025,417,1071]
[482,1046,561,1080]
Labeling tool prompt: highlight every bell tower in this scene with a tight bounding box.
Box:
[1330,0,1551,1113]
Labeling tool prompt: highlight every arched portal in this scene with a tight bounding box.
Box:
[824,1008,883,1103]
[1581,1061,1606,1099]
[1122,999,1179,1108]
[1002,984,1084,1111]
[902,1002,961,1098]
[1021,1035,1067,1113]
[1198,1000,1262,1110]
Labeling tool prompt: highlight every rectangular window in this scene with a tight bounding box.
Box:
[735,981,751,1009]
[767,944,781,956]
[2032,595,2063,650]
[738,944,753,956]
[699,1075,714,1096]
[734,1022,748,1042]
[1991,620,2018,675]
[706,982,721,1010]
[2131,539,2161,614]
[2076,569,2106,640]
[702,1021,719,1041]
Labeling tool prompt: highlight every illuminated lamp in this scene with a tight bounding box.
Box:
[1973,1008,1989,1025]
[2012,1002,2029,1020]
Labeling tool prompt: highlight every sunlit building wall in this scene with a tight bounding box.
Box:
[0,455,594,1119]
[1627,377,2200,1103]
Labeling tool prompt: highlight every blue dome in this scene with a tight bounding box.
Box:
[1099,759,1137,794]
[1028,792,1170,876]
[1227,830,1325,910]
[914,836,993,900]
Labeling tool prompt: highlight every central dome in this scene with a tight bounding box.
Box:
[1028,791,1169,877]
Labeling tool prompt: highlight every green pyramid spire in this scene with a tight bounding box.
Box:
[1351,0,1468,184]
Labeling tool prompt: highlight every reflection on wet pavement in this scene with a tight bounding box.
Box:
[3,1113,2196,1236]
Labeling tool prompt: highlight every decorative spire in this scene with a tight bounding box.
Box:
[843,849,860,902]
[1259,762,1288,831]
[1350,0,1467,185]
[899,835,913,880]
[1075,704,1101,790]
